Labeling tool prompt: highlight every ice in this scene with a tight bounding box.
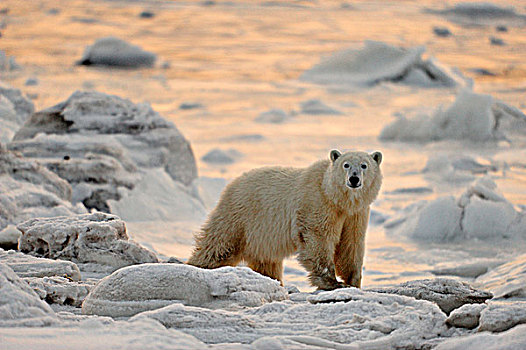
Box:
[299,99,342,115]
[255,108,290,123]
[436,324,526,350]
[431,258,504,278]
[301,41,464,87]
[475,255,526,299]
[82,264,287,317]
[17,212,158,270]
[385,177,526,242]
[78,37,157,68]
[423,153,498,185]
[0,318,212,350]
[0,225,20,250]
[133,287,447,348]
[446,303,487,329]
[24,276,94,307]
[8,90,197,212]
[0,263,57,327]
[201,148,242,164]
[479,301,526,332]
[366,278,492,314]
[429,2,526,27]
[0,84,35,143]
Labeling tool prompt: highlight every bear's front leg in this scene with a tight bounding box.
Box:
[296,230,345,290]
[334,209,369,288]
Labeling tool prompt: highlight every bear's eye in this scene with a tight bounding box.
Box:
[343,163,350,169]
[361,163,367,170]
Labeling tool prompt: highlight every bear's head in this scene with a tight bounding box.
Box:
[324,149,383,209]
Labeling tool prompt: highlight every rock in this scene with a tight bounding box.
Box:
[179,102,203,110]
[255,108,290,123]
[435,324,526,350]
[478,301,526,332]
[299,99,342,115]
[433,26,452,37]
[0,263,57,327]
[82,264,288,317]
[0,225,20,250]
[9,90,197,213]
[301,41,464,87]
[428,3,526,27]
[446,303,487,329]
[25,78,39,86]
[139,11,155,19]
[24,276,94,307]
[131,287,447,347]
[201,148,242,164]
[475,255,526,298]
[490,36,505,46]
[17,212,158,270]
[78,37,157,68]
[0,248,81,281]
[367,278,492,314]
[496,25,508,32]
[0,144,85,232]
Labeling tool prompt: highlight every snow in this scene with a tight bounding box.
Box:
[78,37,157,68]
[0,248,81,281]
[255,108,290,123]
[132,287,447,348]
[475,255,526,298]
[301,41,464,87]
[8,90,197,213]
[478,301,526,332]
[17,212,158,270]
[435,324,526,350]
[82,264,288,317]
[0,84,34,143]
[0,263,57,327]
[384,177,526,242]
[366,278,492,314]
[299,99,342,115]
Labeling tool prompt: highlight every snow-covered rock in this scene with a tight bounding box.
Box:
[0,249,81,281]
[78,37,157,68]
[385,177,526,242]
[423,153,497,185]
[9,90,198,214]
[201,148,242,164]
[379,89,526,142]
[132,287,448,347]
[475,255,526,298]
[0,225,21,250]
[479,301,526,332]
[82,264,288,317]
[446,303,487,329]
[301,41,464,87]
[0,83,34,143]
[299,99,342,115]
[23,276,94,307]
[17,212,158,270]
[0,263,57,327]
[428,3,526,27]
[367,278,492,314]
[435,324,526,350]
[0,318,210,349]
[255,108,290,123]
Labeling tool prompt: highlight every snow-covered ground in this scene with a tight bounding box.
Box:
[1,0,526,348]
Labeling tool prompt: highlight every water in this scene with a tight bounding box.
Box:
[2,0,526,291]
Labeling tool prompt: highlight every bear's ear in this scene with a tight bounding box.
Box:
[330,149,341,163]
[371,151,382,165]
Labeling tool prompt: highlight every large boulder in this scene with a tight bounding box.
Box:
[82,264,288,317]
[17,212,158,270]
[9,91,198,214]
[0,144,86,232]
[78,37,157,68]
[367,278,492,314]
[0,248,81,281]
[0,263,57,327]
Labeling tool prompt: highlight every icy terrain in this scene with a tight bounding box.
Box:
[1,0,526,348]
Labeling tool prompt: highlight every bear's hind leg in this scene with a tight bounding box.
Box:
[247,259,284,285]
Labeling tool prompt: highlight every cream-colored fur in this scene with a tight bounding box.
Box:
[188,150,383,290]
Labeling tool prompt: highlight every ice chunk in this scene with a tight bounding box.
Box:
[446,303,487,329]
[299,99,342,115]
[17,212,158,270]
[475,255,526,298]
[78,37,157,68]
[23,276,94,307]
[133,287,447,347]
[301,41,463,87]
[82,264,287,317]
[0,84,34,143]
[255,108,290,123]
[479,301,526,332]
[0,263,57,327]
[0,249,81,281]
[366,278,492,314]
[0,225,21,250]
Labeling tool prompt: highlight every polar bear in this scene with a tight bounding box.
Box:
[188,150,383,290]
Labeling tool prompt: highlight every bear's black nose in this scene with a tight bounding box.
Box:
[349,176,360,187]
